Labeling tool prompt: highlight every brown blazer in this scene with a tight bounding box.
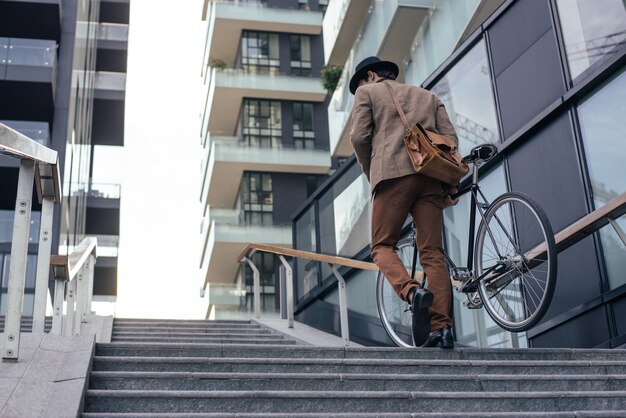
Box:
[350,79,458,193]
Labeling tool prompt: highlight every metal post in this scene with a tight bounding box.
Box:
[278,255,294,328]
[51,279,65,335]
[243,257,261,319]
[64,278,77,336]
[2,159,35,362]
[609,218,626,247]
[32,197,54,334]
[86,254,95,317]
[330,264,350,348]
[73,266,87,335]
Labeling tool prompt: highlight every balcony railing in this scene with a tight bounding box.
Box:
[0,37,57,69]
[0,120,50,148]
[88,183,121,199]
[97,23,129,43]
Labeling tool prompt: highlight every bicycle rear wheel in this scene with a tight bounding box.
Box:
[376,238,423,347]
[475,192,557,332]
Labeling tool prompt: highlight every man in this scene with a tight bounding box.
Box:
[349,56,456,348]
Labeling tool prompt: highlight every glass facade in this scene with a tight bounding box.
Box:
[242,99,282,148]
[292,102,315,149]
[290,35,312,76]
[431,39,500,156]
[241,31,280,75]
[0,37,56,69]
[577,67,626,290]
[556,0,626,81]
[240,172,274,225]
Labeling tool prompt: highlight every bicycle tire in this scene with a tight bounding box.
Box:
[475,192,557,332]
[376,238,422,347]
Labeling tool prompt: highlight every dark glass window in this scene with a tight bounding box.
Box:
[292,102,315,149]
[241,172,273,225]
[318,0,328,13]
[556,0,626,82]
[577,66,626,290]
[431,39,500,157]
[290,35,312,76]
[241,31,280,75]
[243,99,282,148]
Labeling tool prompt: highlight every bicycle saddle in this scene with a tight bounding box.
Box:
[464,143,498,164]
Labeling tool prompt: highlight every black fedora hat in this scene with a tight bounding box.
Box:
[349,56,399,95]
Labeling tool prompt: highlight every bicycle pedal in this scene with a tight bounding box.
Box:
[452,268,472,282]
[463,295,483,309]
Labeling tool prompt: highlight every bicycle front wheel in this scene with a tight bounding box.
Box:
[376,238,422,347]
[475,192,557,332]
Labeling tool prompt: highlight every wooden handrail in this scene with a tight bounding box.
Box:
[527,192,626,261]
[237,243,379,272]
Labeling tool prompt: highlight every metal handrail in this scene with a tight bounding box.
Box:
[237,193,626,349]
[0,122,64,362]
[237,243,379,348]
[50,237,98,337]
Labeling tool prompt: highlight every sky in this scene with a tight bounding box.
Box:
[91,0,207,318]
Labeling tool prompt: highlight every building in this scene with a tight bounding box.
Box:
[290,0,626,348]
[0,0,129,314]
[199,0,333,319]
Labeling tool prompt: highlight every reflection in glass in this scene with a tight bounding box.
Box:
[556,0,626,81]
[578,67,626,290]
[333,174,370,257]
[431,39,500,157]
[405,0,481,86]
[443,165,526,347]
[294,206,318,302]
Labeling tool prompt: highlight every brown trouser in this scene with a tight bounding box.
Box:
[371,174,452,332]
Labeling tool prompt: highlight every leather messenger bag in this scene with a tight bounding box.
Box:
[383,82,469,186]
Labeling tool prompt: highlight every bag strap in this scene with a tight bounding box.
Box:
[383,81,410,131]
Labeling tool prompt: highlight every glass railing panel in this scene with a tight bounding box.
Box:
[94,71,126,91]
[93,235,119,258]
[98,23,129,42]
[88,183,121,199]
[5,38,56,68]
[0,38,8,63]
[0,120,50,147]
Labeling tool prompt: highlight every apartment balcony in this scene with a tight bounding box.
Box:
[0,37,57,123]
[94,71,126,100]
[202,136,330,208]
[323,0,372,66]
[203,0,322,67]
[206,68,326,135]
[97,23,128,73]
[0,0,62,42]
[200,207,291,288]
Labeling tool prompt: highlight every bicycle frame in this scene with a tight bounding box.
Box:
[444,163,493,275]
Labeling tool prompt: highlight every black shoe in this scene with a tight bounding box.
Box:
[410,288,433,346]
[422,327,454,349]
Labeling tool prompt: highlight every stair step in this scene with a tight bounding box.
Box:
[114,319,252,325]
[95,343,626,361]
[82,390,626,413]
[91,356,626,375]
[80,412,626,418]
[111,332,277,339]
[88,371,626,392]
[109,337,296,345]
[111,326,269,334]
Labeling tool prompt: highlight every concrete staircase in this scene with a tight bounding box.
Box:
[81,318,626,417]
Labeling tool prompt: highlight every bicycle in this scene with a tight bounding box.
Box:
[376,143,557,347]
